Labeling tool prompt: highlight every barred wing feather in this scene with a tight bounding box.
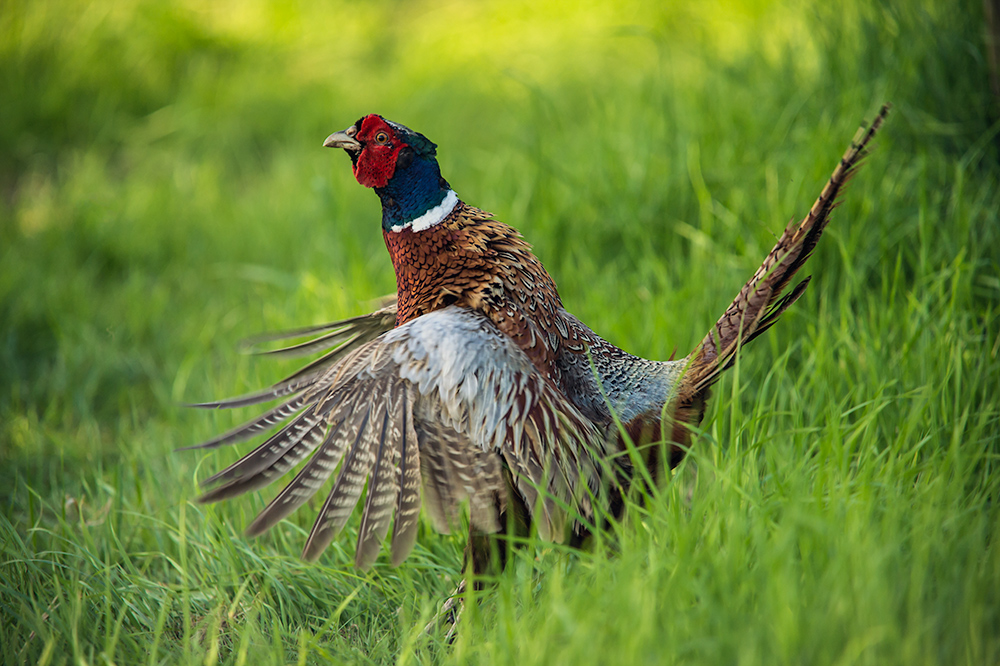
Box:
[192,306,608,569]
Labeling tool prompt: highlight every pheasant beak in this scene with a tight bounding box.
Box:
[323,125,362,152]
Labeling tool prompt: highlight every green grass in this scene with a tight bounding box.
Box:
[2,0,999,663]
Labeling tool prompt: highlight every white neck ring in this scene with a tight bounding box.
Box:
[390,190,459,233]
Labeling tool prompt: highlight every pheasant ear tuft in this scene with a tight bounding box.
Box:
[397,146,415,171]
[384,119,437,157]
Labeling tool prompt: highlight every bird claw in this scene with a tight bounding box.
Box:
[423,579,466,644]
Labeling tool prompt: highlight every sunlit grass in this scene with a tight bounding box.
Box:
[2,0,998,663]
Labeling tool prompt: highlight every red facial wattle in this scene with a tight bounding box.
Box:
[353,115,406,189]
[354,143,406,188]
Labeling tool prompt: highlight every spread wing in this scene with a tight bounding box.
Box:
[187,306,609,569]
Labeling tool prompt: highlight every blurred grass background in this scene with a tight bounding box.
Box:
[2,0,999,664]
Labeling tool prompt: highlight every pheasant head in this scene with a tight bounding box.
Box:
[324,114,457,233]
[323,114,563,342]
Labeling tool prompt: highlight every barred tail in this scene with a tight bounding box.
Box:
[678,104,890,405]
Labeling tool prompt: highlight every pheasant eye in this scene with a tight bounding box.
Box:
[374,131,390,145]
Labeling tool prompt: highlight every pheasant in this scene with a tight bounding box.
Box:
[189,106,889,598]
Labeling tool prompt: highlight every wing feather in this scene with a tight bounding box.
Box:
[242,298,397,349]
[241,386,367,538]
[390,386,423,565]
[300,387,381,560]
[197,409,325,502]
[182,394,308,449]
[355,381,404,568]
[189,306,608,568]
[414,420,464,533]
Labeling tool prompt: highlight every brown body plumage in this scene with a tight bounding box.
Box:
[187,106,890,606]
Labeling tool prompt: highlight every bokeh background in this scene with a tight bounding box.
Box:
[2,0,998,664]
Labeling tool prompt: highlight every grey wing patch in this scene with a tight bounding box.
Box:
[190,305,608,568]
[552,309,686,426]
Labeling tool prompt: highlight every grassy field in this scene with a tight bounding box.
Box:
[2,0,999,664]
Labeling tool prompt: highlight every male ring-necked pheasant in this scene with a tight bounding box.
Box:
[189,106,889,599]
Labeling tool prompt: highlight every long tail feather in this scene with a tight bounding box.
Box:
[680,104,890,401]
